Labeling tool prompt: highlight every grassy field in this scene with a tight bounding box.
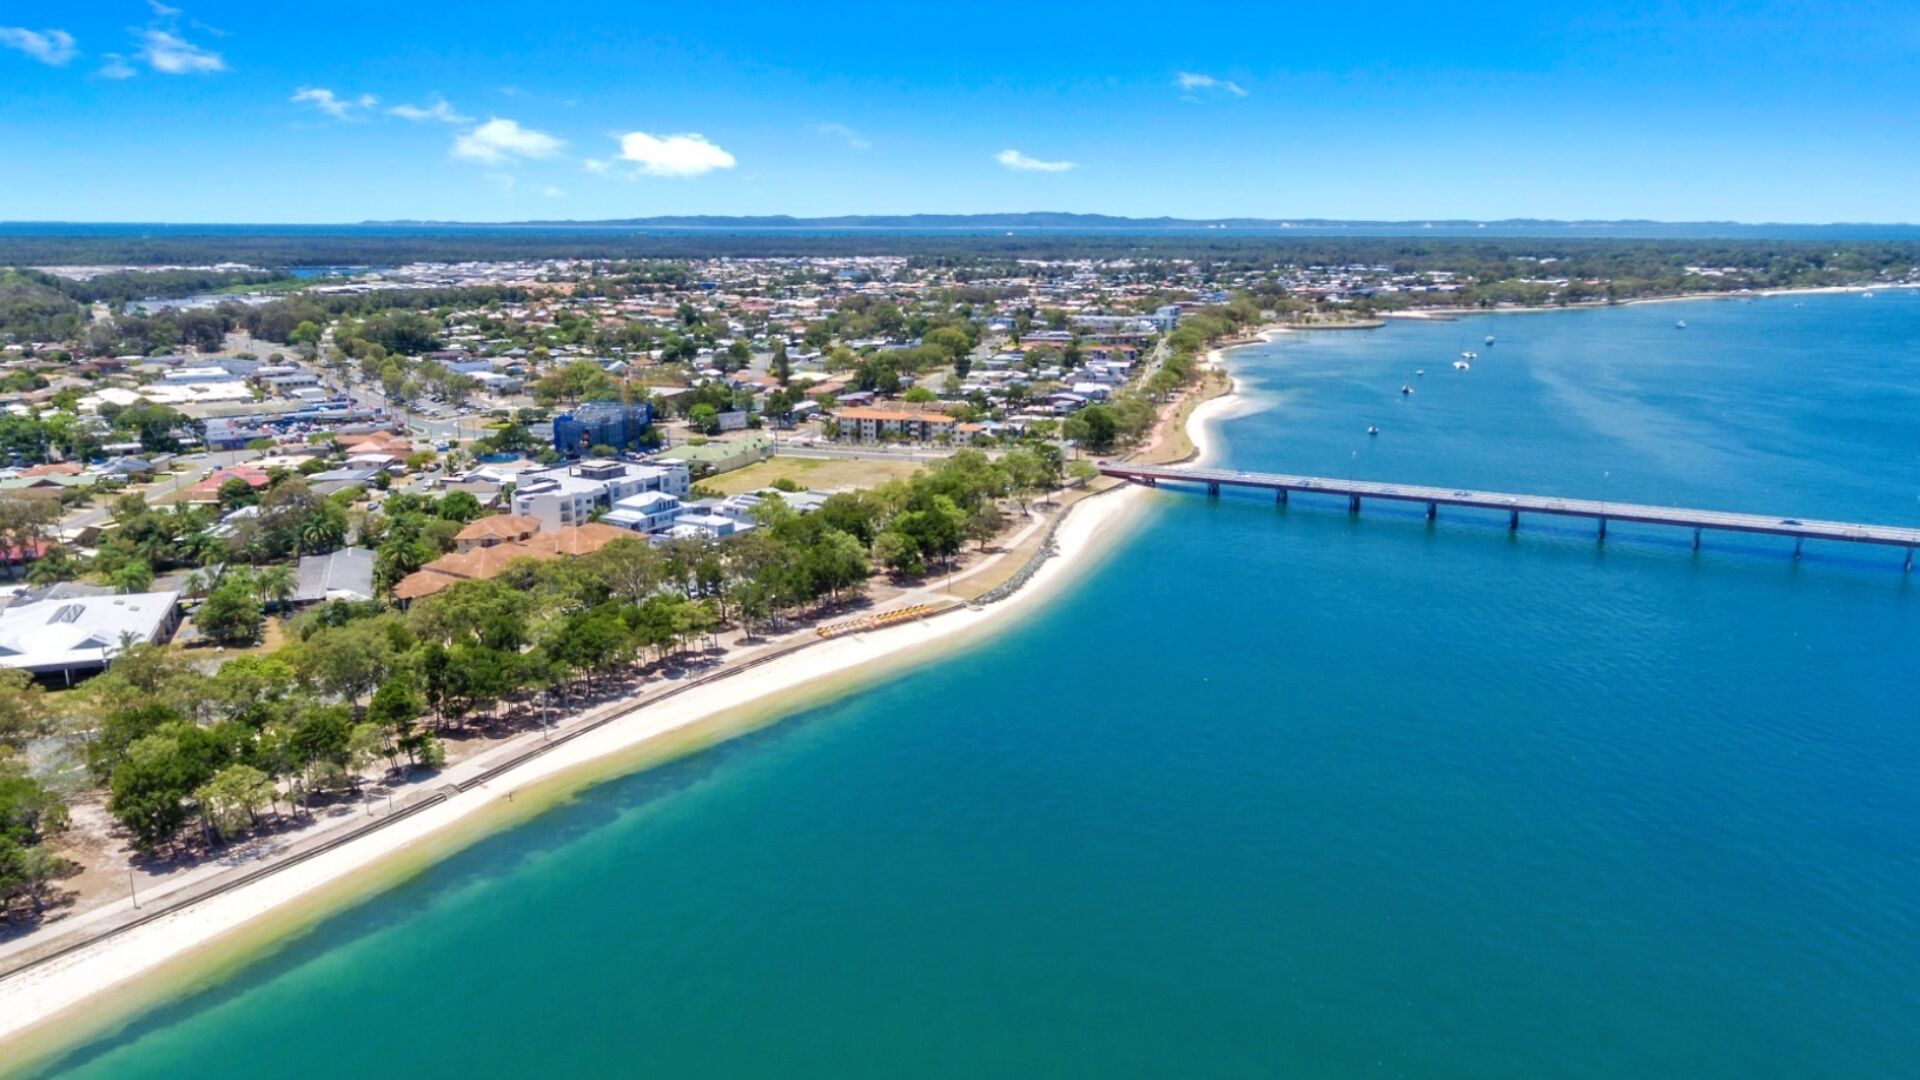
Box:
[704,455,925,495]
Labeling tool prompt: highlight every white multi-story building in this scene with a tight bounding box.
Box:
[602,490,683,534]
[509,459,690,531]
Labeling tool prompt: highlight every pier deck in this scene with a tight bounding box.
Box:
[1098,463,1920,565]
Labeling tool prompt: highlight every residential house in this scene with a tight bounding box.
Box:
[293,548,376,606]
[188,466,272,504]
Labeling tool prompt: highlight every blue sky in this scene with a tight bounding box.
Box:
[1,0,1916,223]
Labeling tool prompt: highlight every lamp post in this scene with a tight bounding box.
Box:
[1601,469,1611,541]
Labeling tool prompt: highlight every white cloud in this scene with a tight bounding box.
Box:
[139,28,223,74]
[1176,71,1247,97]
[811,122,871,150]
[994,149,1076,173]
[582,158,613,175]
[98,53,136,79]
[452,117,566,165]
[292,87,378,120]
[614,131,737,177]
[148,1,182,16]
[542,185,567,198]
[0,27,78,66]
[389,96,471,124]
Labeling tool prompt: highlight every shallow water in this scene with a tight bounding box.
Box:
[27,292,1920,1078]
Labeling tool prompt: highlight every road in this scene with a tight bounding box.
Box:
[58,448,265,534]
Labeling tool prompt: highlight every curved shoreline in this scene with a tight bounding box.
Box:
[0,466,1158,1071]
[1381,281,1917,321]
[1184,335,1267,466]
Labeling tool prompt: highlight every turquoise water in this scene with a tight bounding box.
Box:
[26,293,1920,1078]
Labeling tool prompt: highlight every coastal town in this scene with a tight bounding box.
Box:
[8,235,1920,978]
[2,229,1917,1058]
[1,250,1279,959]
[6,0,1920,1070]
[11,235,1920,941]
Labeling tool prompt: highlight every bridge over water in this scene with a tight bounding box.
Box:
[1099,463,1920,571]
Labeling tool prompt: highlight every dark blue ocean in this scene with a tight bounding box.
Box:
[25,291,1920,1079]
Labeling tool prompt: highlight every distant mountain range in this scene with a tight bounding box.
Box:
[355,213,1800,230]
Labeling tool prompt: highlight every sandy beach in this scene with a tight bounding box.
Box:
[0,472,1153,1065]
[1183,339,1265,466]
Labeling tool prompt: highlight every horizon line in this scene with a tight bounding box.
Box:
[4,213,1919,230]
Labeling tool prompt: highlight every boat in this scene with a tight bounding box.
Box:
[1461,350,1478,360]
[1415,369,1425,376]
[1676,319,1687,329]
[1452,360,1470,370]
[1484,335,1495,345]
[1400,384,1413,395]
[1367,425,1379,436]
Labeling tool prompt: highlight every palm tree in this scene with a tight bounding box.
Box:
[25,558,63,587]
[256,564,297,614]
[181,530,225,568]
[109,560,155,595]
[299,513,345,556]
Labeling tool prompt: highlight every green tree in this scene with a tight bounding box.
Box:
[891,494,966,570]
[873,530,924,576]
[292,617,400,707]
[800,529,870,602]
[1061,404,1120,453]
[108,559,155,594]
[965,501,1007,550]
[435,491,484,522]
[0,753,72,922]
[109,732,218,851]
[197,581,265,645]
[0,670,50,751]
[218,477,259,511]
[195,764,275,839]
[532,361,617,407]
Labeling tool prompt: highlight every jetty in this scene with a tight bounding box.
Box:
[1098,463,1920,569]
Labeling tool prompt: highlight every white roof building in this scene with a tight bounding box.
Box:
[510,459,691,531]
[0,590,182,685]
[601,490,683,534]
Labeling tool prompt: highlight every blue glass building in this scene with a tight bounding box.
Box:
[552,401,652,457]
